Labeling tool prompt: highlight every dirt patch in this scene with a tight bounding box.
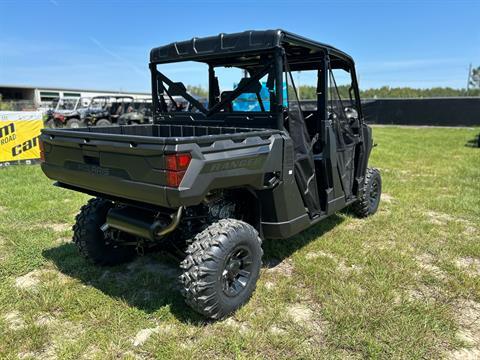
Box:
[55,237,71,244]
[463,226,477,235]
[381,193,395,203]
[222,317,249,334]
[344,219,364,230]
[133,327,161,347]
[80,345,102,359]
[0,205,7,213]
[264,281,275,290]
[15,269,69,290]
[18,348,56,360]
[305,251,361,275]
[455,257,480,277]
[288,304,313,323]
[305,252,320,260]
[35,313,55,326]
[287,303,327,341]
[264,258,294,276]
[446,299,480,359]
[15,271,41,290]
[448,348,480,359]
[426,211,457,226]
[305,251,336,261]
[269,325,287,336]
[407,283,443,302]
[18,318,84,359]
[337,262,363,274]
[4,310,25,330]
[132,324,174,347]
[414,253,447,280]
[426,211,477,232]
[46,223,72,232]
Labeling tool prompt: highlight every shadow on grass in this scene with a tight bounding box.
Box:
[465,133,480,148]
[43,214,343,324]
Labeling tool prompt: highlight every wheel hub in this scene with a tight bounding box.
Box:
[222,247,253,297]
[369,179,380,208]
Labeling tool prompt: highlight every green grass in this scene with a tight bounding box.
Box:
[0,126,479,359]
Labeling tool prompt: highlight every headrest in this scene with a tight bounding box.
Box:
[236,77,262,93]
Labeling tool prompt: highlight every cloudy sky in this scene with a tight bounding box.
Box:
[0,0,478,92]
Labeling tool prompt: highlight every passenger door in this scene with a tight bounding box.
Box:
[328,67,361,200]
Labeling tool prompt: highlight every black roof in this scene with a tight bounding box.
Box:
[150,29,354,68]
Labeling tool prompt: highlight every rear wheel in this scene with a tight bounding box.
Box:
[95,119,111,127]
[44,119,55,128]
[73,198,136,266]
[179,219,262,319]
[352,168,382,217]
[66,118,83,128]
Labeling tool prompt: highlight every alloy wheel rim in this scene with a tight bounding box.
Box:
[369,179,380,209]
[222,246,253,297]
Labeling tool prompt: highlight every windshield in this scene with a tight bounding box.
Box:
[56,98,78,111]
[51,98,60,109]
[89,97,109,110]
[151,57,280,122]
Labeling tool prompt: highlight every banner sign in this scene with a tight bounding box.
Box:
[0,111,44,167]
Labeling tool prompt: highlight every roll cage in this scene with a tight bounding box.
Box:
[149,29,363,134]
[149,30,367,218]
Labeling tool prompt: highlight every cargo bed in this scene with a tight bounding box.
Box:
[46,123,278,144]
[40,124,283,208]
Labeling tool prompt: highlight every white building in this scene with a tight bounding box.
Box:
[0,84,150,109]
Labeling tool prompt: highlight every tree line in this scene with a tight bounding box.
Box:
[186,84,480,99]
[300,85,480,99]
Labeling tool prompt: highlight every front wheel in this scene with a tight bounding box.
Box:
[179,219,263,319]
[95,119,112,127]
[352,167,382,217]
[66,118,83,128]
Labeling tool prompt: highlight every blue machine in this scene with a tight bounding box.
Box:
[232,82,287,111]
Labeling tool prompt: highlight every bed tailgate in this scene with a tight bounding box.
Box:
[40,132,170,207]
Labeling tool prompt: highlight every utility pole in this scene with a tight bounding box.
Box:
[467,63,472,93]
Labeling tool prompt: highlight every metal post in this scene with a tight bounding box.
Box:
[274,48,284,130]
[208,64,216,108]
[317,54,328,143]
[149,63,159,122]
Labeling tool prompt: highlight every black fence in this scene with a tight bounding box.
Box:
[300,97,480,127]
[362,97,480,126]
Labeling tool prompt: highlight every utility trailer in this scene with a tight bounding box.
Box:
[40,30,382,319]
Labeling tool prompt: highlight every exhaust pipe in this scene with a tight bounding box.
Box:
[105,206,183,241]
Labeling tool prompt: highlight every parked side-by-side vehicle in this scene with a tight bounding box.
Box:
[46,97,90,128]
[40,30,381,319]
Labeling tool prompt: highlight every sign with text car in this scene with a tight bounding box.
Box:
[0,111,44,167]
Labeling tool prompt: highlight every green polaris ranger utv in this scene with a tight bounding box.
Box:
[40,30,381,319]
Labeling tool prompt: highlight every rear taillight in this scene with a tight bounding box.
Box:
[165,153,191,187]
[39,139,45,162]
[166,170,186,187]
